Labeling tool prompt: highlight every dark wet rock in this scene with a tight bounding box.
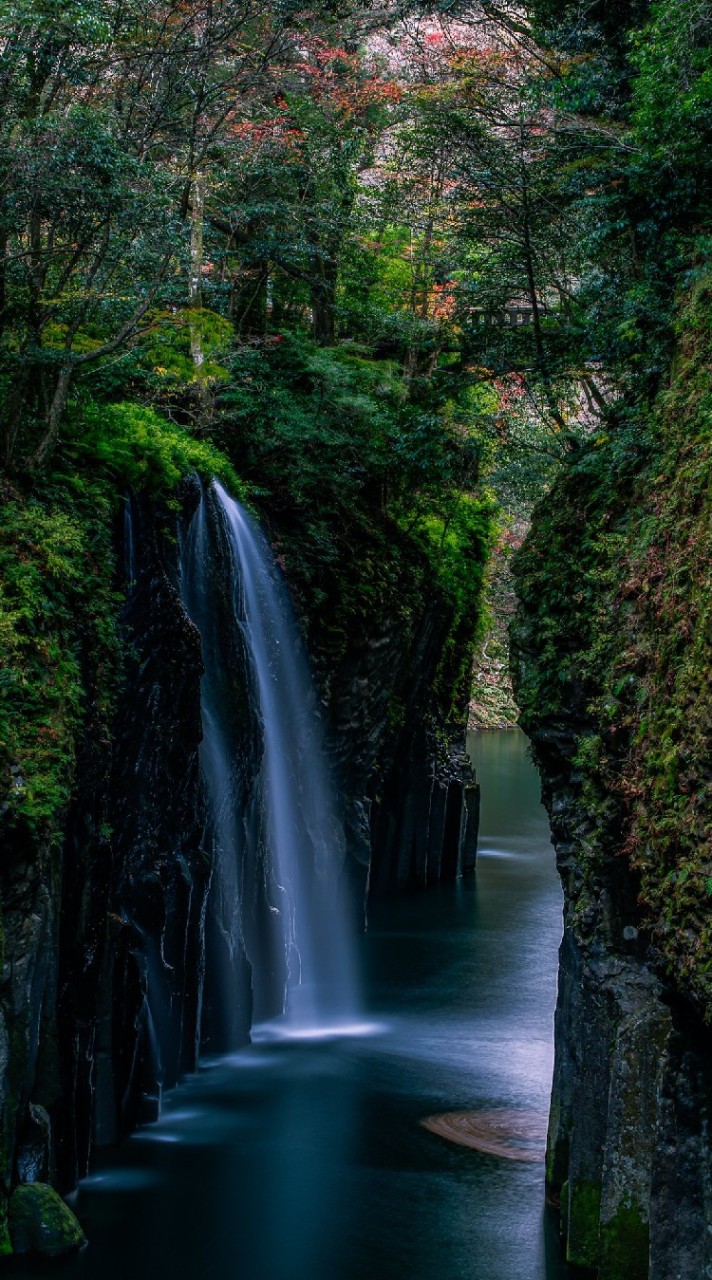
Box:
[548,925,674,1276]
[54,488,211,1189]
[17,1102,52,1184]
[648,1032,712,1280]
[520,711,712,1279]
[324,592,479,896]
[8,1183,85,1256]
[0,485,212,1198]
[368,734,478,893]
[0,832,59,1193]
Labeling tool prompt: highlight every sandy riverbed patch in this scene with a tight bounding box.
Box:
[420,1109,547,1162]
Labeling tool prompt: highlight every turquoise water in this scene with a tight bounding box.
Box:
[19,730,567,1280]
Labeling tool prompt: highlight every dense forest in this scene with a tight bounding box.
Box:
[0,0,711,1274]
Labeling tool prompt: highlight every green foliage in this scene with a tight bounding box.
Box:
[513,281,712,1011]
[212,332,493,714]
[0,395,246,838]
[410,491,496,717]
[528,0,712,399]
[510,0,712,1024]
[412,493,493,628]
[76,401,245,498]
[217,332,480,534]
[632,1,712,176]
[134,309,234,388]
[0,477,121,836]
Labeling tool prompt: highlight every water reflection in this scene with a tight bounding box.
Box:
[19,731,567,1280]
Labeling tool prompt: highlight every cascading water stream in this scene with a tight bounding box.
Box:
[123,495,136,590]
[181,480,360,1043]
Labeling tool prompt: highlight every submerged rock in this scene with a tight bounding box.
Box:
[421,1108,547,1162]
[8,1183,86,1257]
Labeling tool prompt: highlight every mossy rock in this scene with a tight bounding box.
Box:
[9,1183,86,1257]
[0,1195,11,1257]
[566,1178,602,1270]
[600,1203,649,1280]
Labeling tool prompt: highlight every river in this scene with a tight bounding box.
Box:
[18,730,567,1280]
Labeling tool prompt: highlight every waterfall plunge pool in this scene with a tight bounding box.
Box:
[19,731,568,1280]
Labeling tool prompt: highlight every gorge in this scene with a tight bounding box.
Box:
[1,0,711,1275]
[14,731,566,1280]
[0,466,482,1251]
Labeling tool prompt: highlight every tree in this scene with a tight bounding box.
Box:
[0,0,297,464]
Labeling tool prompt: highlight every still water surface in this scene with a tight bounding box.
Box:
[21,731,567,1280]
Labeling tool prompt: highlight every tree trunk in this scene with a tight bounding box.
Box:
[189,172,205,372]
[31,364,74,469]
[519,152,567,433]
[0,229,7,344]
[232,262,269,337]
[311,257,337,346]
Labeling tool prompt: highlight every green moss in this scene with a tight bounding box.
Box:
[0,1195,11,1257]
[412,492,495,622]
[8,1183,85,1257]
[600,1202,649,1280]
[469,534,521,730]
[75,401,245,498]
[512,278,712,1011]
[0,398,247,843]
[410,492,496,720]
[567,1178,602,1270]
[0,477,121,838]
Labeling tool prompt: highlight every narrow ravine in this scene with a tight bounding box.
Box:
[20,731,565,1280]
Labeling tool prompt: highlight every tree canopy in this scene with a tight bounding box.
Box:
[0,0,709,502]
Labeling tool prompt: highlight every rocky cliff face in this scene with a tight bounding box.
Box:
[519,723,712,1280]
[511,284,712,1279]
[52,487,210,1189]
[323,582,479,897]
[0,486,212,1245]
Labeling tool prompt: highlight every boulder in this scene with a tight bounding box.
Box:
[8,1183,86,1257]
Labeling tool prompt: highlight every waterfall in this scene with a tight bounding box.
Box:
[123,495,136,589]
[181,480,360,1043]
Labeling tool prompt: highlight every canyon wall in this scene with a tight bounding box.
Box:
[0,475,479,1246]
[512,284,712,1279]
